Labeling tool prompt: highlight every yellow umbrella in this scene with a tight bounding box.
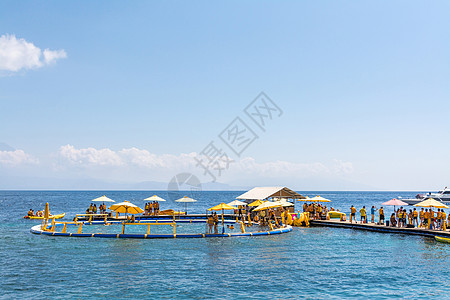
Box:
[109,201,144,214]
[208,203,236,211]
[413,198,448,209]
[248,200,264,207]
[208,203,236,234]
[253,201,282,212]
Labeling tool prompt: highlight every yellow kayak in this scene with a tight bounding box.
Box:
[435,236,450,244]
[328,211,346,219]
[23,213,65,220]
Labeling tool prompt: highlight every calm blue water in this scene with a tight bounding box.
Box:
[1,191,449,299]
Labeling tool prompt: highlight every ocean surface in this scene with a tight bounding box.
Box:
[1,190,449,299]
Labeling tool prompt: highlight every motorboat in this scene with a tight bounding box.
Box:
[399,187,450,205]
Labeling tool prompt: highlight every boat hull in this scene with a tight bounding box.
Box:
[435,236,450,244]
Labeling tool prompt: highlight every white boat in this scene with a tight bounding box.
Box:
[399,187,450,205]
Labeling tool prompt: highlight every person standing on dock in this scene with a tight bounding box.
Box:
[413,208,418,227]
[396,207,402,226]
[207,214,214,234]
[213,212,219,234]
[350,205,356,223]
[370,206,377,223]
[424,209,430,228]
[360,206,366,223]
[419,208,424,227]
[437,209,442,230]
[429,209,435,230]
[379,207,385,225]
[442,210,447,231]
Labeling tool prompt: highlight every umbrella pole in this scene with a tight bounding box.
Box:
[205,210,208,233]
[222,209,225,234]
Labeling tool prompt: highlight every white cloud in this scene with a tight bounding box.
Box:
[332,159,354,175]
[57,145,197,169]
[55,144,353,184]
[43,48,67,64]
[58,145,123,166]
[0,34,67,72]
[0,150,39,166]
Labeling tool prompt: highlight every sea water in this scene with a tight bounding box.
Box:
[0,191,449,299]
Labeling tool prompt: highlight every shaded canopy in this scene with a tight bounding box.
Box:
[175,196,197,203]
[227,200,247,207]
[144,195,166,202]
[91,195,115,203]
[413,198,448,209]
[382,198,409,206]
[253,201,282,212]
[109,201,144,214]
[237,187,305,200]
[299,195,331,202]
[248,200,264,207]
[274,199,294,207]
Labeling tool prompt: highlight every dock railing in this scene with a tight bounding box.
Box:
[74,213,109,224]
[120,222,177,235]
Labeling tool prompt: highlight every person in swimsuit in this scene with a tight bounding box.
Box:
[423,209,429,227]
[413,208,418,227]
[379,207,385,225]
[419,208,424,227]
[350,205,356,223]
[442,210,447,231]
[207,214,214,234]
[213,212,219,234]
[370,206,377,223]
[390,213,397,227]
[360,206,366,223]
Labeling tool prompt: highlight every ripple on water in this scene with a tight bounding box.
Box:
[1,191,449,299]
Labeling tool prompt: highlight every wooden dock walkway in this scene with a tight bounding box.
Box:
[310,219,450,238]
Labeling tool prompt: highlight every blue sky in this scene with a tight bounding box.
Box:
[0,1,449,190]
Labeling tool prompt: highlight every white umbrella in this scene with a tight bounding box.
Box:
[91,195,115,202]
[253,201,282,212]
[298,195,331,202]
[227,200,247,207]
[413,198,448,209]
[144,195,166,202]
[175,196,197,214]
[274,199,294,207]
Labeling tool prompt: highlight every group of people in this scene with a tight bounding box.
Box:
[348,205,449,231]
[144,201,160,215]
[27,209,43,217]
[86,203,108,214]
[207,212,220,233]
[302,202,330,220]
[389,207,448,230]
[206,206,285,234]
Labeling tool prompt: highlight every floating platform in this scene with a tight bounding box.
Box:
[75,213,239,222]
[30,220,292,239]
[310,219,450,239]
